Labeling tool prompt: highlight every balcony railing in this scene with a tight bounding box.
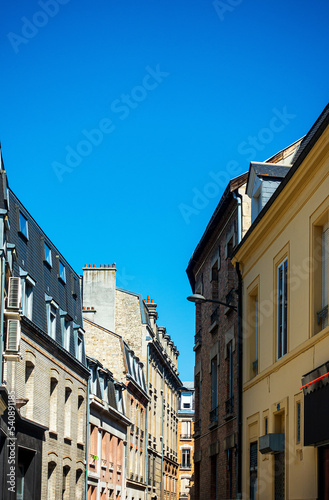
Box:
[209,406,218,423]
[180,462,191,470]
[180,434,192,440]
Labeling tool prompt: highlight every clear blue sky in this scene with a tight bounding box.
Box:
[1,0,328,381]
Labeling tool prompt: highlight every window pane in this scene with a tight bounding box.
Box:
[19,212,28,238]
[59,261,66,282]
[44,242,52,266]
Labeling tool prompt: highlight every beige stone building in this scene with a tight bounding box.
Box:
[177,384,194,500]
[233,105,329,499]
[82,264,182,500]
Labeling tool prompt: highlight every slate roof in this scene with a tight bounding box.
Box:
[252,162,291,179]
[1,165,86,366]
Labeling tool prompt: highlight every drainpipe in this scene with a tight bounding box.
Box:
[233,191,242,244]
[85,370,90,500]
[236,261,243,499]
[145,341,150,500]
[160,365,165,500]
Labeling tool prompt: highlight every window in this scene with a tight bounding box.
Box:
[22,277,34,320]
[44,242,52,267]
[64,386,72,438]
[77,332,84,363]
[47,462,57,500]
[64,319,71,351]
[59,260,66,283]
[210,357,218,422]
[19,212,28,239]
[296,401,301,445]
[247,280,259,379]
[181,449,191,469]
[312,211,329,334]
[49,377,58,432]
[25,360,35,420]
[249,442,258,500]
[277,258,288,359]
[181,392,192,410]
[181,420,191,439]
[48,304,57,340]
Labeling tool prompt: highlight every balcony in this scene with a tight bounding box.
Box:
[180,434,192,440]
[224,397,234,420]
[180,462,192,470]
[130,423,135,434]
[209,406,218,424]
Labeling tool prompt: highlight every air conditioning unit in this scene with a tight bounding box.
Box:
[7,277,22,310]
[6,319,21,353]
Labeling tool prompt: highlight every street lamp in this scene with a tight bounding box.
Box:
[187,293,237,311]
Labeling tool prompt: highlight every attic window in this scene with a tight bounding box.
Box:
[19,212,28,240]
[59,261,66,283]
[44,242,52,267]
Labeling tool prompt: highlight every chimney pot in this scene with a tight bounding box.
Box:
[147,295,150,302]
[93,264,96,268]
[112,263,115,268]
[89,264,91,267]
[87,307,90,310]
[84,264,87,268]
[151,299,154,304]
[104,264,107,268]
[100,264,103,267]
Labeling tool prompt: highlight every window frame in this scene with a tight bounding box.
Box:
[44,241,52,267]
[19,211,29,240]
[276,257,288,360]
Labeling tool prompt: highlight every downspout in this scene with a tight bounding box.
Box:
[233,190,243,499]
[233,191,242,244]
[145,341,150,500]
[236,261,243,499]
[160,365,165,500]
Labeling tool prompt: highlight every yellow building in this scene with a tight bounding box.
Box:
[233,104,329,499]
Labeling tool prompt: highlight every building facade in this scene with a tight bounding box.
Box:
[0,155,89,499]
[186,173,251,500]
[82,265,182,500]
[177,383,194,500]
[233,104,329,499]
[87,357,130,500]
[83,317,149,500]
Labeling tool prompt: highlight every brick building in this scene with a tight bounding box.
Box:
[82,265,182,500]
[186,173,251,500]
[0,153,89,499]
[177,383,194,500]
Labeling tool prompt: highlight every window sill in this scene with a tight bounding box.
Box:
[44,260,52,269]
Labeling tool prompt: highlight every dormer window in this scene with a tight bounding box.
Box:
[59,260,66,283]
[44,242,52,267]
[19,212,28,240]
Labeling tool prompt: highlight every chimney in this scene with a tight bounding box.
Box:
[82,263,117,331]
[146,295,158,330]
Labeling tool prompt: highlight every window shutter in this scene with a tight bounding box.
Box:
[6,319,21,352]
[7,277,22,309]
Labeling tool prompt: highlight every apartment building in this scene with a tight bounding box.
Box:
[83,316,148,500]
[186,172,251,500]
[82,265,182,500]
[87,356,130,500]
[233,104,329,499]
[0,153,89,499]
[177,383,194,500]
